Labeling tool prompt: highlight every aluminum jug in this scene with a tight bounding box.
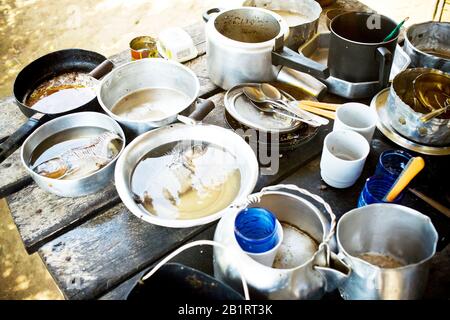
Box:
[213,184,350,300]
[337,204,438,300]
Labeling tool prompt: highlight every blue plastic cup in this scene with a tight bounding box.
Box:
[358,175,404,207]
[375,150,412,179]
[234,207,280,254]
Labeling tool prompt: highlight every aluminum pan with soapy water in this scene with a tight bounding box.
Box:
[114,122,259,228]
[387,68,450,146]
[370,88,450,156]
[97,58,200,137]
[21,112,126,197]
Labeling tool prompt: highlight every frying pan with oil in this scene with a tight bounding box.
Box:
[0,49,113,164]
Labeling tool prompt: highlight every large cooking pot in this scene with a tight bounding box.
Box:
[204,7,329,90]
[114,104,259,228]
[97,58,208,138]
[387,68,450,146]
[242,0,322,50]
[0,49,113,164]
[213,185,351,300]
[404,22,450,72]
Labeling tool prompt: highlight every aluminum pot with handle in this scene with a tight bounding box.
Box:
[213,184,351,300]
[97,58,209,138]
[242,0,322,50]
[203,7,329,90]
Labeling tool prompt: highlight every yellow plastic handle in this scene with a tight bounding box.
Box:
[384,157,425,202]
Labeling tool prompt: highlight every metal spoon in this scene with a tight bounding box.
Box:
[260,83,329,126]
[243,87,322,127]
[420,99,450,122]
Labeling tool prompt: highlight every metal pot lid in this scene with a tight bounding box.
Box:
[371,88,450,156]
[224,83,302,133]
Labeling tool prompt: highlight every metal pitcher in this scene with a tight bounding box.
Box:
[337,204,438,300]
[213,184,350,300]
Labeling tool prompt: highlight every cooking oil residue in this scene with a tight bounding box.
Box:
[26,72,97,113]
[131,140,241,220]
[30,127,123,180]
[273,222,318,269]
[358,252,405,268]
[111,87,191,121]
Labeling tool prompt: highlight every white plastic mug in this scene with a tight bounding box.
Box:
[333,103,378,143]
[320,130,370,189]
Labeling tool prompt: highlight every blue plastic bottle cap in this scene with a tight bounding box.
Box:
[234,207,279,254]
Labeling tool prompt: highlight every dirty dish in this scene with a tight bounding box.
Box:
[320,130,370,189]
[21,112,125,197]
[370,88,450,156]
[375,149,412,179]
[333,103,377,142]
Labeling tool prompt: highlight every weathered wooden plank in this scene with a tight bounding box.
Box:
[7,183,120,254]
[0,97,30,196]
[39,203,213,300]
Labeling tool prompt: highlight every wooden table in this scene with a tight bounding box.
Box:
[1,0,449,300]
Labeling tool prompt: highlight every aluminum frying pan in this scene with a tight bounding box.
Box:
[0,49,113,164]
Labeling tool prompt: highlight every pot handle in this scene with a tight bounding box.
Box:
[140,240,250,300]
[88,59,114,80]
[203,8,223,23]
[376,47,393,89]
[246,184,336,245]
[272,47,330,80]
[314,251,351,293]
[0,112,47,164]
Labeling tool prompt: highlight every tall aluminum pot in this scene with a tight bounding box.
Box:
[204,7,329,90]
[404,22,450,72]
[337,204,438,300]
[213,185,350,300]
[242,0,322,50]
[387,68,450,146]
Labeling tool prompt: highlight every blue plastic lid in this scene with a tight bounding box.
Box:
[234,207,279,254]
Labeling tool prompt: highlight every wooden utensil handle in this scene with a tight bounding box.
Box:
[408,188,450,219]
[299,100,340,111]
[297,104,336,120]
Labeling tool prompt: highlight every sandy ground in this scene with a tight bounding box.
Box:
[0,0,448,300]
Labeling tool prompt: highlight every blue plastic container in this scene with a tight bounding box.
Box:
[375,150,412,179]
[358,175,404,207]
[234,207,279,254]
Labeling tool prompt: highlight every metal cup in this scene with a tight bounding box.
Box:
[337,204,438,300]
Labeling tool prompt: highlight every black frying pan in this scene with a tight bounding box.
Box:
[0,49,114,163]
[127,263,244,301]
